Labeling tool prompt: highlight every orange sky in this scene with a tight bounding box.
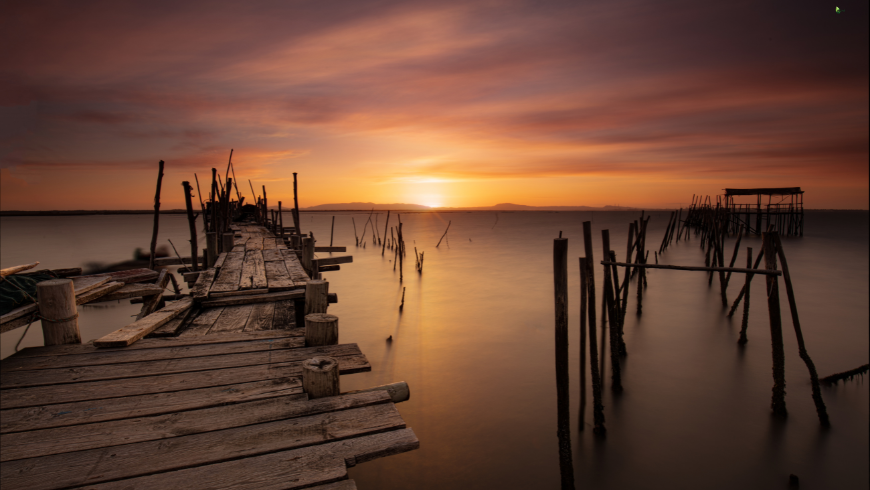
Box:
[1,1,868,210]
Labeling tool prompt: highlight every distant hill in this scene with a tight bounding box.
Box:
[300,202,638,211]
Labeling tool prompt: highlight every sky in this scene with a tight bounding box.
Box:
[1,0,867,210]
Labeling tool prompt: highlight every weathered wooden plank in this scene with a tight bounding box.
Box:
[200,290,305,308]
[1,391,391,461]
[70,276,112,295]
[71,268,159,284]
[2,337,307,372]
[282,249,311,283]
[213,252,228,269]
[0,314,35,334]
[210,288,268,298]
[147,305,198,337]
[0,262,39,277]
[0,378,302,434]
[245,302,275,331]
[0,304,37,327]
[262,238,278,250]
[315,247,347,253]
[210,252,245,292]
[246,237,264,251]
[136,270,170,320]
[93,297,194,348]
[208,304,254,334]
[233,236,249,247]
[79,428,419,490]
[262,249,284,262]
[75,282,126,305]
[1,404,404,488]
[8,330,301,359]
[315,256,353,266]
[0,353,370,408]
[232,244,247,252]
[240,250,268,290]
[179,306,224,335]
[152,256,204,266]
[272,300,297,329]
[190,268,216,300]
[265,260,295,290]
[93,283,165,303]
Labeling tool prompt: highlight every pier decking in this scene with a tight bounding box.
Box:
[1,223,417,489]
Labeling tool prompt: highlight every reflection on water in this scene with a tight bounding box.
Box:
[1,211,867,489]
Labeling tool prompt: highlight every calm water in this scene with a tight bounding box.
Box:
[1,210,868,489]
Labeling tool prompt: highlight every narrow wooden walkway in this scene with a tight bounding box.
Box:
[0,224,417,489]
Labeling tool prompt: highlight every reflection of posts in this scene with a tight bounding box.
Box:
[553,237,575,489]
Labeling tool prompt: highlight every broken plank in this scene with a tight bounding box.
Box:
[136,270,170,320]
[2,337,307,372]
[213,252,228,269]
[70,268,159,284]
[210,252,245,292]
[0,353,369,409]
[1,391,392,461]
[245,302,275,331]
[190,268,217,300]
[208,304,254,334]
[1,404,405,489]
[0,314,35,334]
[93,297,194,348]
[200,290,305,308]
[240,250,268,290]
[93,283,166,303]
[147,305,198,337]
[179,305,223,335]
[75,281,125,305]
[0,378,302,434]
[79,428,419,490]
[70,276,112,295]
[265,260,295,290]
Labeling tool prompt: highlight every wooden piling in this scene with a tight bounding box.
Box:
[148,160,165,271]
[301,237,314,275]
[194,173,208,234]
[579,257,588,432]
[727,248,765,317]
[304,279,329,315]
[330,216,335,247]
[554,236,575,487]
[206,232,218,268]
[738,247,752,345]
[620,222,635,320]
[773,234,829,426]
[398,222,404,282]
[723,225,745,289]
[304,313,339,347]
[762,232,787,418]
[278,202,285,239]
[181,181,199,272]
[601,231,622,391]
[37,279,81,346]
[222,233,234,254]
[582,224,606,434]
[352,217,359,247]
[292,173,301,237]
[302,357,339,399]
[382,210,390,256]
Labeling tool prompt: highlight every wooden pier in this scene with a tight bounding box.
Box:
[1,221,417,489]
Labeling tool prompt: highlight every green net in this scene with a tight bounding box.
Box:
[0,273,58,316]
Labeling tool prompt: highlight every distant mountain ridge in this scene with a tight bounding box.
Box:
[302,202,638,211]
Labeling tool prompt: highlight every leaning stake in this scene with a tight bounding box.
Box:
[148,160,165,271]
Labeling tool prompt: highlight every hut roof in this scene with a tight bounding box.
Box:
[724,187,803,196]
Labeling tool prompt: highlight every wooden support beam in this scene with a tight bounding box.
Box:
[313,256,353,266]
[600,261,782,276]
[314,246,346,253]
[200,290,306,308]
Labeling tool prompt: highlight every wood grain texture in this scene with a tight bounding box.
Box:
[1,391,391,461]
[0,353,369,409]
[0,378,302,434]
[262,238,278,250]
[78,428,418,490]
[210,252,245,292]
[315,256,353,266]
[200,290,305,308]
[245,303,276,331]
[281,249,311,283]
[190,268,216,300]
[2,337,306,372]
[94,283,166,303]
[75,282,125,305]
[240,250,268,290]
[272,300,297,329]
[70,276,112,295]
[245,237,264,251]
[147,306,198,337]
[93,297,194,348]
[210,289,268,298]
[136,270,169,320]
[208,304,254,334]
[265,260,295,290]
[262,249,283,262]
[71,268,159,284]
[213,252,228,269]
[179,306,224,335]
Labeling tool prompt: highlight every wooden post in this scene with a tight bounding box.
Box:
[292,173,301,238]
[578,257,587,431]
[262,185,268,227]
[552,237,575,489]
[305,313,339,346]
[148,160,165,270]
[330,216,335,247]
[182,181,199,272]
[738,247,753,344]
[763,232,787,418]
[352,217,359,247]
[222,233,234,254]
[305,279,329,315]
[772,234,829,426]
[601,230,622,391]
[398,222,404,281]
[382,210,390,256]
[724,225,745,289]
[301,237,314,275]
[302,357,339,399]
[206,232,218,268]
[581,256,605,435]
[278,201,285,239]
[435,221,451,247]
[636,218,647,315]
[194,174,208,234]
[37,279,81,345]
[620,222,635,319]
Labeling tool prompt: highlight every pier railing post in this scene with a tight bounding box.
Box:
[305,313,339,346]
[305,279,329,316]
[37,279,81,346]
[552,237,575,488]
[206,232,218,268]
[221,233,234,254]
[302,356,339,398]
[301,237,314,274]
